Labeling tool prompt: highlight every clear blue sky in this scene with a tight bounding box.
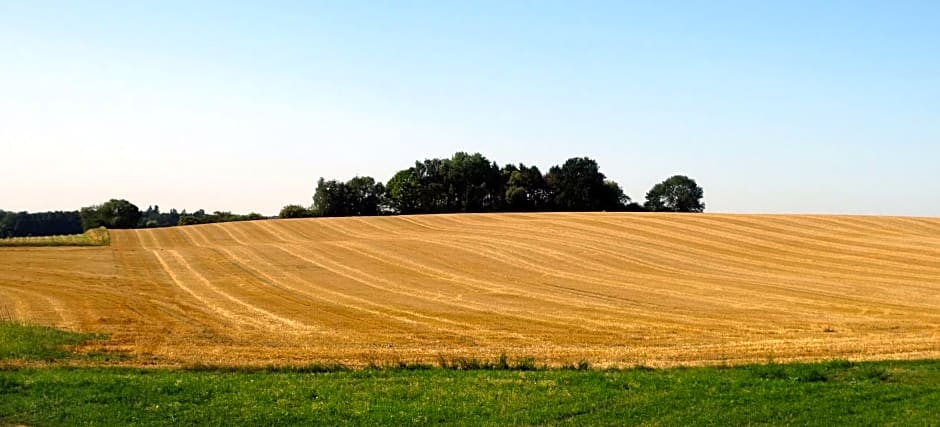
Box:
[2,1,938,216]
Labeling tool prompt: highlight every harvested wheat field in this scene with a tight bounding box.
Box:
[1,213,939,367]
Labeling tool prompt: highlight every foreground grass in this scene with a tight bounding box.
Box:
[1,323,936,425]
[0,227,109,247]
[0,359,937,426]
[0,322,104,361]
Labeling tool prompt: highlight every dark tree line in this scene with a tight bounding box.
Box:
[136,205,265,227]
[138,205,181,228]
[0,210,83,238]
[284,152,704,218]
[2,200,266,238]
[177,210,265,226]
[81,202,265,229]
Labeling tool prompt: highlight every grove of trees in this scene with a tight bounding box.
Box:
[2,152,704,238]
[284,152,704,218]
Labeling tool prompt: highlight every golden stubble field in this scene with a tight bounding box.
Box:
[1,213,939,367]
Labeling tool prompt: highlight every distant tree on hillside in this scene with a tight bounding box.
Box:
[413,158,449,213]
[502,163,551,211]
[384,153,504,214]
[545,157,625,211]
[601,180,632,210]
[317,152,644,216]
[444,152,503,212]
[386,169,423,214]
[103,199,142,228]
[139,205,160,228]
[177,215,201,226]
[176,210,264,225]
[312,178,350,217]
[138,205,182,228]
[279,205,312,218]
[313,176,387,217]
[344,176,386,216]
[644,175,705,212]
[80,199,141,230]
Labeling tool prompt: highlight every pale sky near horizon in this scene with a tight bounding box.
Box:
[2,2,938,216]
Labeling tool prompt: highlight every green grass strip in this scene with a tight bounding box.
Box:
[0,227,110,247]
[0,322,104,361]
[0,359,937,426]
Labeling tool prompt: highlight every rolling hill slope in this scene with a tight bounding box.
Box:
[2,213,939,366]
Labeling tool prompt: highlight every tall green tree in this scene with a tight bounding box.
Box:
[312,176,386,217]
[601,180,632,210]
[79,206,102,230]
[545,157,625,211]
[414,159,449,213]
[644,175,705,212]
[80,199,141,229]
[102,199,142,228]
[312,178,349,217]
[502,163,550,211]
[344,176,386,216]
[444,152,502,212]
[386,168,423,214]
